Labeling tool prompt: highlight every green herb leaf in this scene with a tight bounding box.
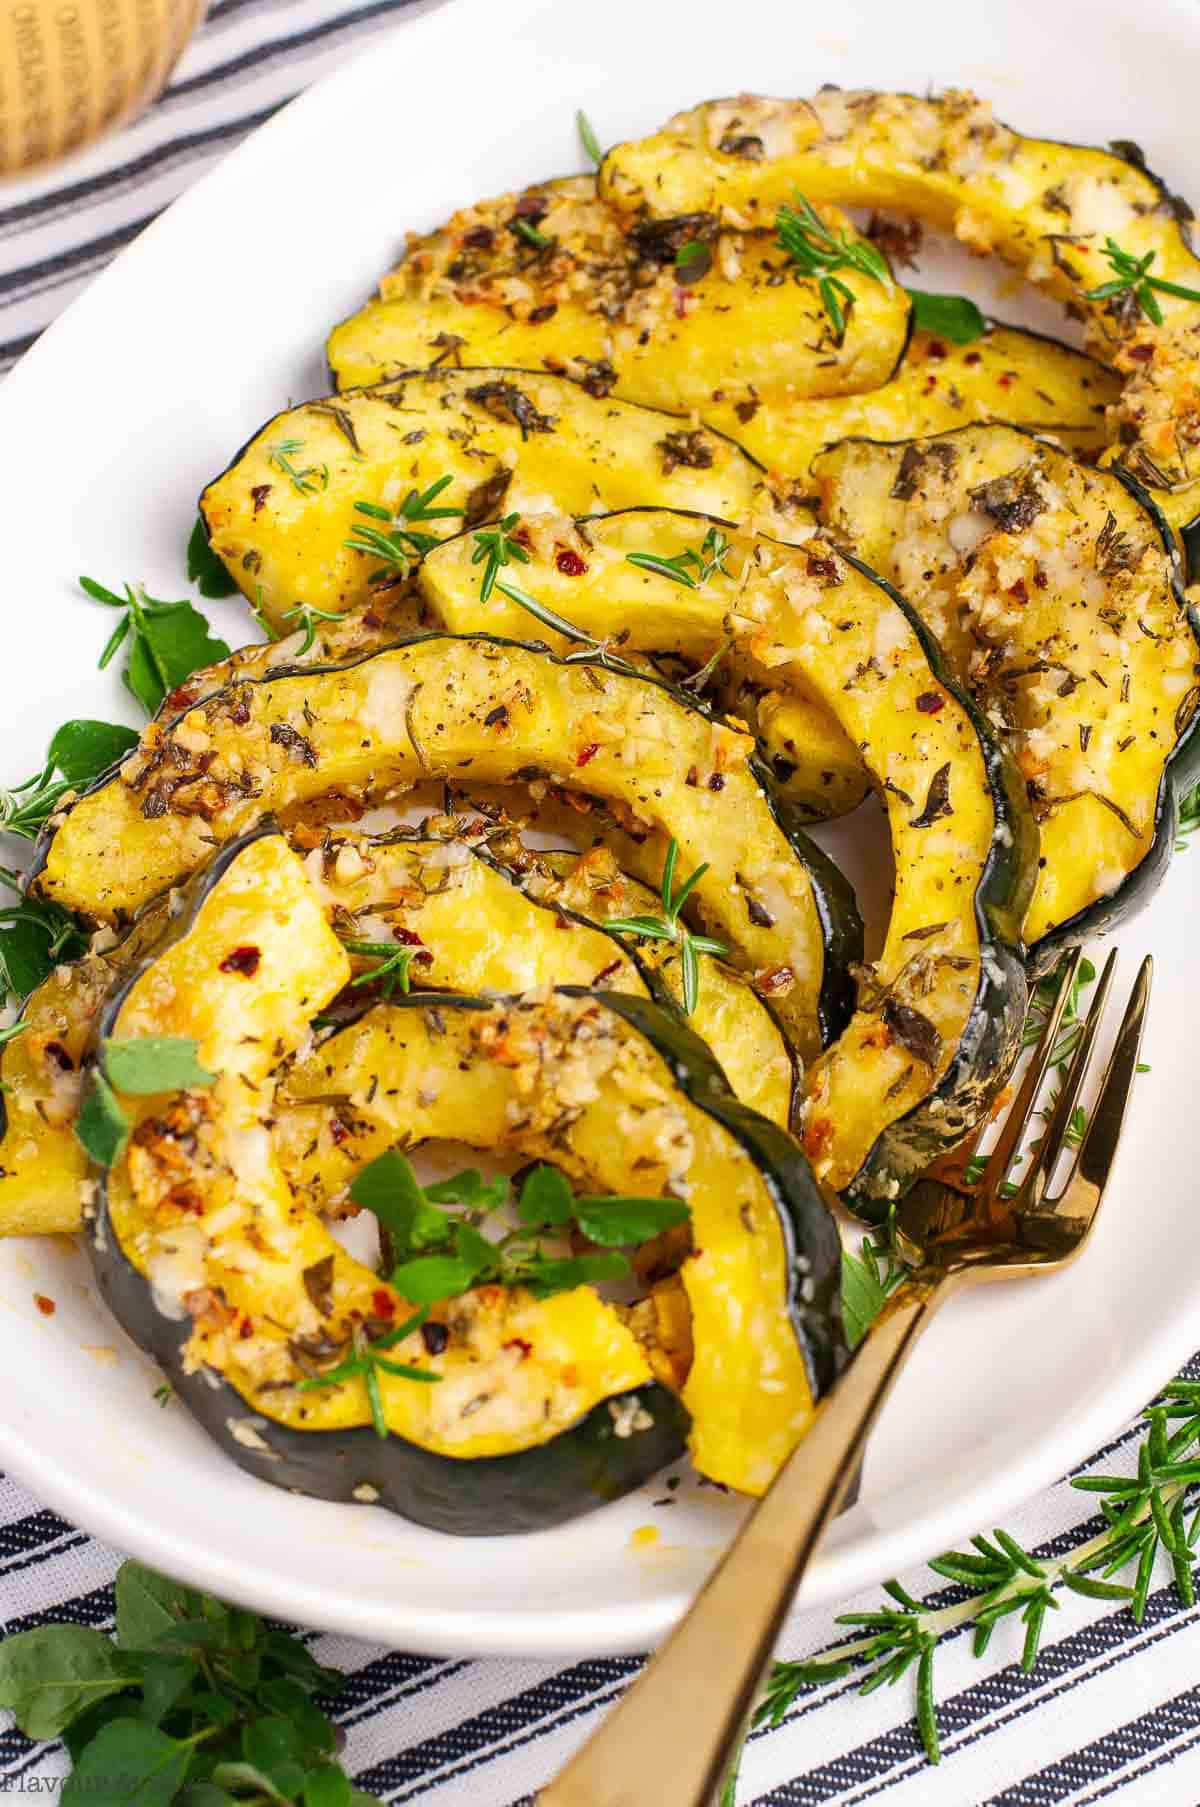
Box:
[305,1767,354,1807]
[47,720,140,786]
[0,883,88,1004]
[524,1252,631,1296]
[81,578,232,717]
[907,289,988,344]
[115,1563,210,1653]
[674,240,713,285]
[62,1719,201,1807]
[389,1247,487,1304]
[576,108,603,167]
[76,1071,131,1167]
[137,1654,197,1725]
[350,1150,451,1253]
[0,1626,140,1739]
[102,1036,216,1095]
[775,193,890,339]
[572,1195,689,1247]
[841,1237,906,1349]
[517,1163,575,1228]
[187,518,239,599]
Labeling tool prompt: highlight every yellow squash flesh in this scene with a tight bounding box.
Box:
[600,89,1200,535]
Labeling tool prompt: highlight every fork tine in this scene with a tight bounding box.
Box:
[1014,948,1118,1207]
[977,945,1085,1197]
[1049,955,1153,1208]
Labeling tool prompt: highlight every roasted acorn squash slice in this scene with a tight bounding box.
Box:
[87,829,844,1523]
[0,824,787,1235]
[419,509,1035,1208]
[813,424,1200,962]
[599,90,1200,554]
[200,368,806,633]
[33,634,860,1062]
[328,174,911,407]
[272,989,844,1500]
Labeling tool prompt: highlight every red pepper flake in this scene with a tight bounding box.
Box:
[925,338,948,361]
[43,1041,74,1073]
[754,964,794,997]
[594,958,624,984]
[806,554,840,581]
[576,742,600,768]
[997,371,1016,389]
[556,548,588,576]
[803,1118,835,1161]
[915,692,945,714]
[674,287,689,319]
[164,683,197,715]
[504,1337,533,1360]
[1009,578,1029,604]
[528,302,558,324]
[1127,342,1155,363]
[964,351,983,366]
[707,772,725,791]
[33,1293,55,1317]
[394,927,425,946]
[330,1116,351,1146]
[1033,567,1048,589]
[239,1316,255,1339]
[250,483,272,515]
[922,375,938,394]
[362,611,384,630]
[220,945,261,977]
[371,1289,396,1320]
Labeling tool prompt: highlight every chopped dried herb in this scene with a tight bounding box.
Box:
[890,441,957,501]
[630,212,719,265]
[882,998,943,1068]
[718,132,765,160]
[909,764,953,828]
[1095,509,1147,576]
[464,381,556,438]
[269,722,318,767]
[657,429,715,474]
[968,464,1046,534]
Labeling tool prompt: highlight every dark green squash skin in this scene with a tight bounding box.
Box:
[29,631,862,1054]
[817,550,1037,1224]
[1028,465,1200,975]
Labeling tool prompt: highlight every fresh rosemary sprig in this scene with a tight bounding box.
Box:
[80,577,231,717]
[577,108,604,167]
[266,436,329,496]
[0,720,139,840]
[722,1382,1200,1797]
[343,475,461,582]
[1085,237,1200,325]
[604,837,729,1015]
[625,525,733,590]
[469,516,629,663]
[280,600,351,656]
[0,866,89,1007]
[340,937,427,998]
[512,218,553,252]
[775,194,891,341]
[297,1310,440,1438]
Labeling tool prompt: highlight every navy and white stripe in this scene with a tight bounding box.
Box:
[2,6,1198,1798]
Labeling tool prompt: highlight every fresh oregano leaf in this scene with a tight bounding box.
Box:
[187,517,239,599]
[0,1626,140,1739]
[81,577,231,717]
[907,289,987,345]
[260,1629,344,1696]
[177,1788,239,1807]
[210,1764,291,1806]
[61,1718,198,1807]
[389,1248,486,1304]
[572,1196,689,1247]
[135,1654,196,1725]
[517,1164,574,1228]
[46,720,140,787]
[115,1563,211,1652]
[524,1252,631,1296]
[305,1767,354,1807]
[424,1167,509,1212]
[102,1036,216,1095]
[350,1149,452,1254]
[75,1071,130,1166]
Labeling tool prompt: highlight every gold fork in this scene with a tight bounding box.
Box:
[539,947,1152,1807]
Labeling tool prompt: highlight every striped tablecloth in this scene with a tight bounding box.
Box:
[3,7,1199,1801]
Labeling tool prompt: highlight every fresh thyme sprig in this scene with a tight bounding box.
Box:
[340,938,428,997]
[625,525,733,590]
[297,1310,440,1439]
[469,516,633,665]
[722,1382,1200,1797]
[775,194,890,341]
[344,475,461,583]
[1085,237,1200,325]
[604,837,729,1015]
[267,436,330,496]
[280,600,351,656]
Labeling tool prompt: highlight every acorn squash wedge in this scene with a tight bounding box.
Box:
[599,90,1200,557]
[327,174,911,408]
[32,634,860,1062]
[86,828,844,1522]
[813,423,1200,963]
[199,368,808,633]
[0,823,788,1237]
[419,508,1035,1209]
[272,988,845,1500]
[706,322,1118,476]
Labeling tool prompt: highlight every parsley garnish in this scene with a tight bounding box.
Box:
[75,1036,217,1168]
[79,577,231,717]
[266,437,329,497]
[625,524,732,590]
[577,108,604,167]
[0,1556,381,1803]
[343,475,461,582]
[0,720,139,839]
[349,1149,687,1307]
[603,837,729,1016]
[774,194,891,341]
[1085,237,1200,325]
[907,289,987,345]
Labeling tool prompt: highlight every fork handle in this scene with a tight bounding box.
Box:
[538,1269,954,1807]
